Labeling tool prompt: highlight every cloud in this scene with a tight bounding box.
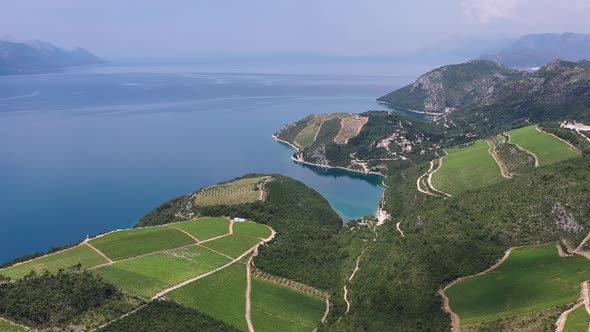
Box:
[461,0,521,23]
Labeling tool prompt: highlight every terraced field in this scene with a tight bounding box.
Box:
[196,176,270,206]
[174,217,230,241]
[94,245,231,299]
[89,227,195,261]
[250,277,325,332]
[168,262,249,330]
[564,305,590,332]
[233,222,273,239]
[431,140,503,195]
[0,244,107,280]
[446,245,590,325]
[202,234,263,259]
[507,125,579,166]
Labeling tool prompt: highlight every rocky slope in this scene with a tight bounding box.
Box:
[377,60,524,113]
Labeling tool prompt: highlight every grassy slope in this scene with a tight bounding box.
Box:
[202,234,262,259]
[0,245,107,280]
[432,140,503,195]
[233,222,272,239]
[167,262,248,330]
[564,305,590,332]
[196,176,268,206]
[174,217,230,241]
[0,318,29,332]
[89,227,194,261]
[447,245,590,324]
[251,277,325,332]
[508,125,579,165]
[94,245,230,299]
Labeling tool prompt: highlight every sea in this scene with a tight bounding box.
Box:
[0,60,433,264]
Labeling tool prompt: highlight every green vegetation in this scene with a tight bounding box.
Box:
[196,176,269,206]
[0,245,107,280]
[508,125,579,165]
[173,217,230,241]
[98,300,240,332]
[139,175,343,291]
[89,227,194,261]
[202,234,262,259]
[167,262,247,330]
[233,222,272,239]
[432,140,503,195]
[564,305,590,332]
[251,277,325,332]
[492,134,536,175]
[462,307,562,332]
[94,245,230,299]
[0,318,29,332]
[0,270,131,329]
[446,245,590,324]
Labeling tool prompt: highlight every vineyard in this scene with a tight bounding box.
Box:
[195,176,271,206]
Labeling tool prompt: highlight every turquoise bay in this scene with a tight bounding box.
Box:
[0,64,411,263]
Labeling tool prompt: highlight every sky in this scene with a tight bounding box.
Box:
[0,0,589,58]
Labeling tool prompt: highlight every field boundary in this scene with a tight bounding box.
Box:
[170,226,201,242]
[486,139,512,179]
[555,281,589,332]
[536,127,579,152]
[428,151,453,197]
[505,132,540,167]
[84,242,113,263]
[245,249,256,332]
[416,160,441,197]
[0,317,30,331]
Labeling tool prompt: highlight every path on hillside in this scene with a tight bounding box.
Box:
[416,160,440,196]
[170,226,201,242]
[342,250,365,315]
[311,115,327,146]
[536,127,579,152]
[505,132,540,167]
[555,282,589,332]
[245,248,257,332]
[396,222,405,237]
[428,151,453,198]
[439,248,515,332]
[486,139,512,179]
[84,242,114,263]
[575,129,590,143]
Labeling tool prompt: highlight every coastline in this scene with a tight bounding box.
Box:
[272,134,385,178]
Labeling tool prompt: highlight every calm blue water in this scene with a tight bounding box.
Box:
[0,64,417,263]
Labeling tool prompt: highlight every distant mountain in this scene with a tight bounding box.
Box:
[377,60,525,113]
[479,32,590,68]
[0,39,103,74]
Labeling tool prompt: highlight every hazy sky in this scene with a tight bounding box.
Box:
[1,0,589,58]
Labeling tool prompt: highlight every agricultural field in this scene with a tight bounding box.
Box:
[173,217,230,241]
[195,176,270,206]
[94,245,230,299]
[0,245,107,280]
[201,234,262,259]
[293,114,325,148]
[0,318,29,332]
[168,262,248,331]
[507,125,580,165]
[431,140,503,195]
[250,277,325,332]
[564,305,590,332]
[446,245,590,324]
[333,115,368,145]
[89,227,194,261]
[233,222,272,239]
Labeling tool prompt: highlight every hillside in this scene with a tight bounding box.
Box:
[480,32,590,68]
[0,39,102,74]
[274,111,448,175]
[376,60,524,113]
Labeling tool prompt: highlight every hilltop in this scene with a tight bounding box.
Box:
[479,32,590,68]
[0,39,103,74]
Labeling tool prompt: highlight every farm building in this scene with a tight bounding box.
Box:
[233,217,246,222]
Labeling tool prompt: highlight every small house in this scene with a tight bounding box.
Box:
[233,217,246,222]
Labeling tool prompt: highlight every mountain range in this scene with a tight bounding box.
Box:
[0,39,103,74]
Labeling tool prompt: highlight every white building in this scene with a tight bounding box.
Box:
[233,217,246,222]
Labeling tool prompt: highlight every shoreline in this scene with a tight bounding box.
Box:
[272,134,386,178]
